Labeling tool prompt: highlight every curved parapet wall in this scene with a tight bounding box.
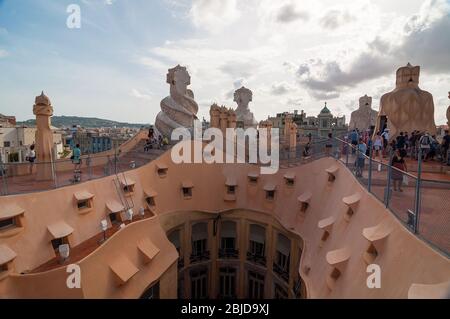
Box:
[1,217,177,298]
[0,140,448,298]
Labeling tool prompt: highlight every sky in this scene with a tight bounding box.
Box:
[0,0,449,125]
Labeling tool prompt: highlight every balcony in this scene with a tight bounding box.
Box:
[189,250,210,264]
[218,248,239,259]
[273,262,289,282]
[246,251,266,267]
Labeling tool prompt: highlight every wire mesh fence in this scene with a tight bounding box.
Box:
[418,179,450,255]
[1,134,448,256]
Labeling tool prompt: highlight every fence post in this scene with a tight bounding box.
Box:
[345,141,349,167]
[0,155,7,195]
[114,148,118,175]
[413,148,423,234]
[368,143,373,192]
[87,154,92,180]
[52,153,58,189]
[385,149,393,207]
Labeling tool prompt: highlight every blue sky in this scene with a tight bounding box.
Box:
[0,0,449,124]
[0,0,193,122]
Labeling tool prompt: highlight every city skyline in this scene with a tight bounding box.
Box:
[0,0,449,125]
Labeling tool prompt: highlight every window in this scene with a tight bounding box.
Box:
[156,164,168,177]
[219,267,236,299]
[146,196,156,207]
[266,190,275,200]
[248,176,258,184]
[227,185,235,194]
[140,282,160,299]
[248,271,265,299]
[191,223,209,263]
[182,187,192,198]
[0,263,8,272]
[274,234,291,282]
[285,178,295,186]
[123,184,134,194]
[192,239,207,256]
[109,212,120,225]
[221,237,235,250]
[3,141,10,147]
[51,236,68,251]
[190,268,208,299]
[219,221,238,259]
[0,218,15,231]
[77,200,91,210]
[247,224,266,266]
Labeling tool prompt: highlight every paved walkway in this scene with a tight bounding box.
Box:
[1,140,165,195]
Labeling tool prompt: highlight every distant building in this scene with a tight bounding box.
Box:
[0,114,17,128]
[267,103,347,139]
[67,126,138,154]
[0,126,63,163]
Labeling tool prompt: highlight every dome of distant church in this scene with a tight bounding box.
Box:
[320,105,331,114]
[35,91,51,106]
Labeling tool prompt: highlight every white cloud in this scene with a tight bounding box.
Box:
[130,88,153,100]
[276,4,309,23]
[0,49,8,58]
[189,0,240,33]
[136,0,450,124]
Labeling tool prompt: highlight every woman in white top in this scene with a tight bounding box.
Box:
[373,132,383,159]
[26,145,36,174]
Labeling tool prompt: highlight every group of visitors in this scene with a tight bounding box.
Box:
[349,128,450,164]
[144,135,169,151]
[344,127,450,190]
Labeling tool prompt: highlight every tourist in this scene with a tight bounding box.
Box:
[441,130,450,164]
[391,149,407,192]
[404,132,410,153]
[26,144,36,174]
[355,138,367,177]
[303,142,311,157]
[148,127,154,140]
[349,129,359,154]
[419,132,432,161]
[381,128,389,157]
[325,133,333,156]
[429,135,439,161]
[157,135,163,149]
[409,131,417,158]
[412,131,422,159]
[396,132,406,150]
[72,143,82,170]
[373,132,383,159]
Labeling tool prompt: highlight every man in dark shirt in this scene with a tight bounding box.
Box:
[396,132,406,150]
[442,130,450,164]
